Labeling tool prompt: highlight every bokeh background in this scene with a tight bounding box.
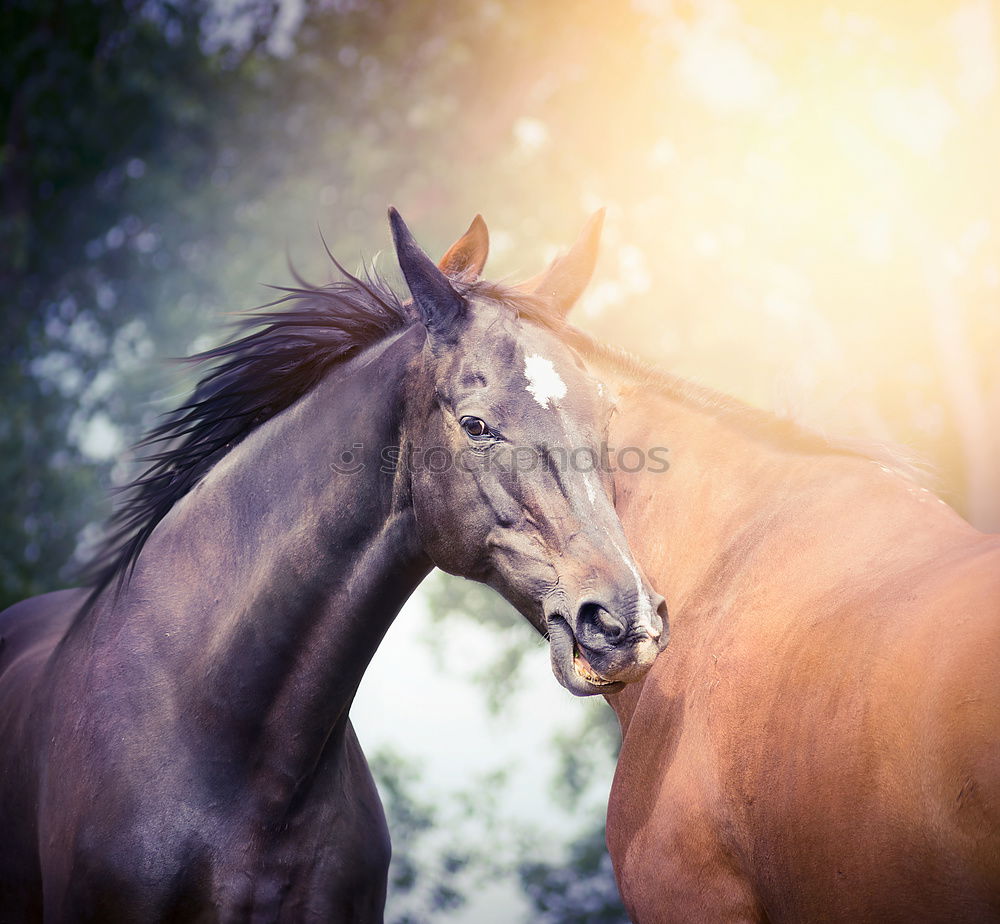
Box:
[4,0,999,920]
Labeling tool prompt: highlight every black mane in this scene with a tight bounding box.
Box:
[84,255,561,603]
[84,261,417,600]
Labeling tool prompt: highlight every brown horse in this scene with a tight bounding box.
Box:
[553,308,1000,920]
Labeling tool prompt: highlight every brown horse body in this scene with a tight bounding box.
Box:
[593,362,1000,921]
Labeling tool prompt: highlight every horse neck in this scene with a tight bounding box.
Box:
[605,379,980,724]
[83,325,432,795]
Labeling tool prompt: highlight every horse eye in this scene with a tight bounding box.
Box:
[461,416,489,438]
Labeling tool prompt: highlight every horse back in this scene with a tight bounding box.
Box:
[0,587,83,763]
[0,589,84,921]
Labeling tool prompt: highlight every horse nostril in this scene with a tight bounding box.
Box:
[578,602,625,642]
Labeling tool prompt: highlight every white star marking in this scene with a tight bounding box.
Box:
[524,353,567,409]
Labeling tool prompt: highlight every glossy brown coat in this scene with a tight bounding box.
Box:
[598,370,1000,922]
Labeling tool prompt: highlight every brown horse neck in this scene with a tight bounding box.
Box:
[604,381,986,730]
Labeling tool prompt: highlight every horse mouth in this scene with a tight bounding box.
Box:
[547,614,624,696]
[573,642,615,687]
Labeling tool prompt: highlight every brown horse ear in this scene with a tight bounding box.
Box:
[526,209,605,318]
[438,214,489,279]
[389,206,465,335]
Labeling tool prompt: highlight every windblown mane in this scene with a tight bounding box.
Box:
[84,255,561,604]
[84,261,418,601]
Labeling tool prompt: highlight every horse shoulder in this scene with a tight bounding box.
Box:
[0,590,87,917]
[0,587,83,792]
[608,641,768,923]
[200,718,390,920]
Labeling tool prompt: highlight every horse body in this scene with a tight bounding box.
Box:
[1,330,421,922]
[601,380,1000,922]
[0,212,666,922]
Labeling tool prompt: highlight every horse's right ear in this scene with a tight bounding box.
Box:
[389,207,465,335]
[524,209,605,318]
[438,214,489,279]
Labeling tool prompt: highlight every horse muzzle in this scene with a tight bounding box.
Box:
[546,593,668,697]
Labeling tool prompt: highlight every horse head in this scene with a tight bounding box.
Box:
[391,208,668,695]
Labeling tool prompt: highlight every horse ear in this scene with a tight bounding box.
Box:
[527,209,605,318]
[389,207,465,335]
[438,214,489,279]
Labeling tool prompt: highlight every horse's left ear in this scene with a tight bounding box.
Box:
[438,214,489,279]
[526,209,605,318]
[389,207,465,335]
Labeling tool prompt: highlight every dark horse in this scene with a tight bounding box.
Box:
[534,225,1000,920]
[0,209,667,922]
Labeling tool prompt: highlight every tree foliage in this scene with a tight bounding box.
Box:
[1,0,266,604]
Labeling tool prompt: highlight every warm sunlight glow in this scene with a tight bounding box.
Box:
[411,0,997,525]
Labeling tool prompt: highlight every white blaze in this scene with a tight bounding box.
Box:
[612,539,655,633]
[524,353,567,409]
